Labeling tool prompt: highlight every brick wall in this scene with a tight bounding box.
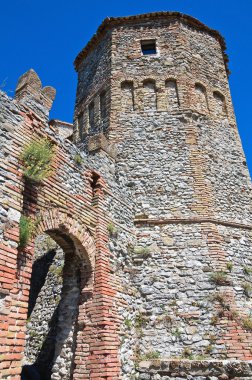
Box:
[0,71,123,379]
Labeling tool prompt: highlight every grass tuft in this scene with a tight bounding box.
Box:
[226,262,233,272]
[211,292,229,309]
[182,347,193,359]
[242,282,252,297]
[74,153,83,165]
[124,319,132,329]
[141,351,160,360]
[209,271,230,285]
[133,246,150,258]
[21,138,55,183]
[19,215,35,249]
[242,317,252,331]
[107,222,118,237]
[243,266,252,275]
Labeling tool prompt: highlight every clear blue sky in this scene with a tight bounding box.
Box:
[1,0,251,176]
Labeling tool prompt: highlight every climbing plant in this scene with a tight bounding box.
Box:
[21,138,55,183]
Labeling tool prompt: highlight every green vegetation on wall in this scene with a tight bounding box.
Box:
[19,215,36,249]
[73,153,83,165]
[21,138,55,183]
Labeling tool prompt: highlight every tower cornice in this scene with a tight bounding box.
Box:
[74,11,228,72]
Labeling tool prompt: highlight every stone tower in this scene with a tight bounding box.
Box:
[74,11,252,378]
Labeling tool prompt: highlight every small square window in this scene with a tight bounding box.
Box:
[141,40,157,55]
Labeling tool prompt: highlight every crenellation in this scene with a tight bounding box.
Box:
[15,69,56,117]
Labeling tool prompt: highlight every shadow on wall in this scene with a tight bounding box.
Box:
[21,247,60,379]
[21,299,61,379]
[21,365,41,380]
[27,249,57,318]
[33,304,60,379]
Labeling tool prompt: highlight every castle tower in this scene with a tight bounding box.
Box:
[74,12,252,378]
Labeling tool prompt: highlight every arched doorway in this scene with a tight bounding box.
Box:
[21,211,95,380]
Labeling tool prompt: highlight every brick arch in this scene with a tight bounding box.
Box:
[121,80,135,112]
[212,89,227,117]
[194,82,209,113]
[165,78,180,109]
[35,208,96,273]
[24,208,97,379]
[142,78,157,111]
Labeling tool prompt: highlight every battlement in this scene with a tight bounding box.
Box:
[15,69,56,117]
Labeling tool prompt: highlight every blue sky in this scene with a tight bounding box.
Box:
[1,0,251,176]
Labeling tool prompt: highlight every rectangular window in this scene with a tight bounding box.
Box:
[141,40,157,55]
[78,112,84,139]
[89,102,95,128]
[100,91,106,119]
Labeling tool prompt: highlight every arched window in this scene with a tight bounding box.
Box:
[121,81,134,112]
[213,91,227,116]
[143,79,157,111]
[195,83,208,113]
[165,79,179,110]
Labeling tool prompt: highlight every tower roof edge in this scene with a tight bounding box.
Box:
[74,11,228,73]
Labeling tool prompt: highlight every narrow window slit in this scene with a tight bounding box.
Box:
[90,171,100,200]
[78,112,84,140]
[100,91,106,120]
[88,102,95,128]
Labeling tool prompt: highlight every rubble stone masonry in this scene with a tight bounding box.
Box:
[1,11,252,380]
